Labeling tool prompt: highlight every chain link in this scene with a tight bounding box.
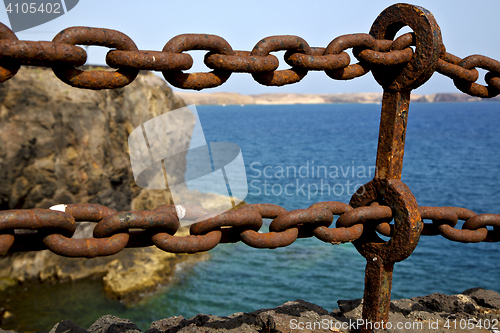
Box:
[0,22,497,95]
[1,202,498,258]
[437,52,500,97]
[51,27,140,89]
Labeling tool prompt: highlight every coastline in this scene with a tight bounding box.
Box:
[174,91,500,106]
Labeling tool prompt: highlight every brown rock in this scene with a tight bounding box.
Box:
[88,315,141,333]
[0,67,187,210]
[49,320,88,333]
[463,287,500,309]
[0,67,201,300]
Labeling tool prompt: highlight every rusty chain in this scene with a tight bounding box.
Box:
[0,202,498,258]
[0,23,498,96]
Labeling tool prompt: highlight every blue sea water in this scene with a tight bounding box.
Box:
[135,102,500,327]
[3,102,500,331]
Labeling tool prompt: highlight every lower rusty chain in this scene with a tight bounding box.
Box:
[0,202,498,258]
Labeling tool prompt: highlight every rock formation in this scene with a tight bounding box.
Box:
[0,67,188,211]
[0,67,205,300]
[4,288,498,333]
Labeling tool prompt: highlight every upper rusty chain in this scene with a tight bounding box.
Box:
[0,22,499,96]
[0,202,498,258]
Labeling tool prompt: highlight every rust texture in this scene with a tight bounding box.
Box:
[347,4,441,331]
[0,40,86,67]
[369,4,443,91]
[1,203,497,252]
[375,90,411,180]
[205,50,279,73]
[107,50,193,71]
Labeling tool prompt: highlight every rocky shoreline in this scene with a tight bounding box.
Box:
[2,288,498,333]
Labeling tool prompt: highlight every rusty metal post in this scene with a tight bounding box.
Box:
[349,4,443,332]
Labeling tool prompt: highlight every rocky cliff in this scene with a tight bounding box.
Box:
[0,67,188,211]
[0,67,205,301]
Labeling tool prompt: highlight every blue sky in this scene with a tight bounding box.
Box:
[0,0,498,95]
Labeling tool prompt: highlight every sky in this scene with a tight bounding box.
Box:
[0,0,498,95]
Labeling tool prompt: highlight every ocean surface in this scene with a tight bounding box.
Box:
[2,102,500,331]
